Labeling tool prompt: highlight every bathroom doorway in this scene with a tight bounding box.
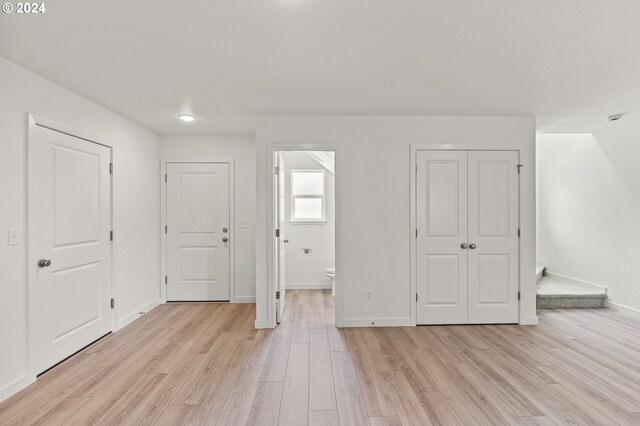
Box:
[273,150,336,326]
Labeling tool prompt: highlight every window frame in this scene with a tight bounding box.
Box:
[290,169,326,223]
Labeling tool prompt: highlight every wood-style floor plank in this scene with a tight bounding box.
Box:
[309,410,340,426]
[309,333,337,411]
[278,342,310,426]
[3,291,640,425]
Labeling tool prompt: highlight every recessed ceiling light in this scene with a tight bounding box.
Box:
[607,114,623,122]
[178,114,197,122]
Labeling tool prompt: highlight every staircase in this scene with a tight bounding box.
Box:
[536,261,606,309]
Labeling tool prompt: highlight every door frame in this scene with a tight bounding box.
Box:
[160,160,236,303]
[266,143,338,328]
[410,144,523,326]
[27,113,115,377]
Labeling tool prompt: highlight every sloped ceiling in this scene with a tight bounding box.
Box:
[1,0,639,134]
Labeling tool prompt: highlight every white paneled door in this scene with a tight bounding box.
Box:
[166,163,230,301]
[417,150,519,324]
[467,151,519,323]
[416,151,468,324]
[29,125,112,375]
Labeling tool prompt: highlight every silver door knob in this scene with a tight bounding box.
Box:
[283,239,289,244]
[38,259,51,268]
[222,237,228,243]
[460,243,468,249]
[469,243,477,250]
[222,228,228,233]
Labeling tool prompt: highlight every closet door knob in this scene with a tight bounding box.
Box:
[460,243,468,249]
[469,243,477,250]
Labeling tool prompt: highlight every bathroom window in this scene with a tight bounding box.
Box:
[291,169,325,223]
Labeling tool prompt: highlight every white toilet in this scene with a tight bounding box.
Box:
[325,267,335,296]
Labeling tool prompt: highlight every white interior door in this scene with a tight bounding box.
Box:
[416,151,468,324]
[29,124,112,374]
[275,153,286,323]
[167,163,230,301]
[467,151,519,323]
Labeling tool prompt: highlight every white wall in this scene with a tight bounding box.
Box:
[0,58,161,402]
[538,124,640,315]
[255,115,536,328]
[282,152,335,288]
[160,135,256,302]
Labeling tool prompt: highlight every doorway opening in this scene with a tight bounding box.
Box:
[273,150,336,326]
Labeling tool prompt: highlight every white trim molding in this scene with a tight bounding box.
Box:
[605,300,640,319]
[286,283,332,290]
[340,317,412,327]
[233,296,257,303]
[255,319,271,329]
[114,299,162,332]
[0,374,36,404]
[543,271,608,293]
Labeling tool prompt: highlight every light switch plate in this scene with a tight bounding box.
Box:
[238,219,247,228]
[8,228,19,246]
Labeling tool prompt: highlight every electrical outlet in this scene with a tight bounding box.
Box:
[238,219,247,228]
[8,228,19,246]
[365,289,373,301]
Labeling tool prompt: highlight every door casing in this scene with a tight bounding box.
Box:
[411,144,524,326]
[266,144,338,328]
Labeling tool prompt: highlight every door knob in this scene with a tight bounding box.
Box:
[222,228,228,233]
[469,243,477,250]
[460,243,468,249]
[38,259,51,268]
[283,239,289,243]
[222,237,228,243]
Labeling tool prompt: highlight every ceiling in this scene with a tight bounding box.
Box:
[1,0,639,135]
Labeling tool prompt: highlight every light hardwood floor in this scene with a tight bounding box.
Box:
[2,290,640,425]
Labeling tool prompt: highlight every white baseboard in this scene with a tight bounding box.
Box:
[286,283,332,290]
[255,319,272,329]
[0,374,35,404]
[605,300,640,319]
[543,271,607,293]
[338,317,412,327]
[232,296,256,303]
[115,298,162,332]
[520,315,539,325]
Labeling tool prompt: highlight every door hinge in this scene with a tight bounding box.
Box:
[109,163,113,174]
[276,291,280,300]
[275,228,280,238]
[110,298,115,309]
[416,229,418,238]
[518,291,521,301]
[165,225,168,234]
[110,230,113,241]
[416,293,418,302]
[164,174,167,183]
[165,276,168,285]
[517,164,523,174]
[275,166,280,175]
[518,228,521,237]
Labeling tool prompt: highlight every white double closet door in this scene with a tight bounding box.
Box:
[417,150,519,324]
